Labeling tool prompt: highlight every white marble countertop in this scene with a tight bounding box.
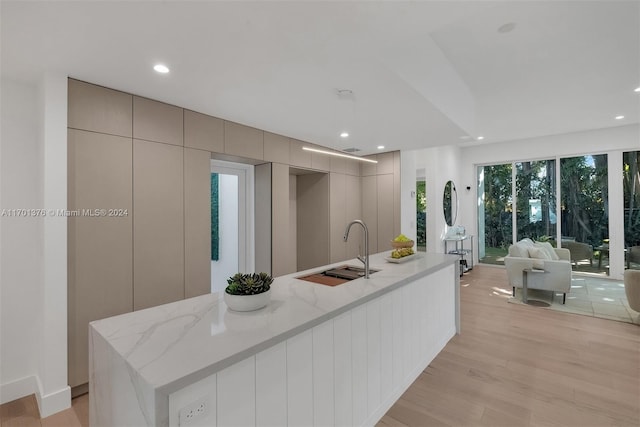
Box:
[90,251,457,396]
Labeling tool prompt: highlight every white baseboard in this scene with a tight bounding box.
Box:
[35,377,71,418]
[0,375,71,418]
[0,375,39,405]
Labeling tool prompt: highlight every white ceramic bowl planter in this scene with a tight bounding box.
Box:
[224,289,271,312]
[224,272,273,312]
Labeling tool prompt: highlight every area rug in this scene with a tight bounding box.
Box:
[508,275,639,325]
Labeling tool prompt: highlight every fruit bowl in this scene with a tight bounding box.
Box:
[391,239,414,249]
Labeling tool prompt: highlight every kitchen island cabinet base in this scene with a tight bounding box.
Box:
[89,254,458,426]
[167,264,455,427]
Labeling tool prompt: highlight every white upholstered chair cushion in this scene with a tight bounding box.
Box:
[528,246,550,269]
[535,241,560,260]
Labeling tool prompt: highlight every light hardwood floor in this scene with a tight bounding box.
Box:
[377,265,640,427]
[2,265,638,426]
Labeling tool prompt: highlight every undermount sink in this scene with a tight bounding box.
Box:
[297,265,380,287]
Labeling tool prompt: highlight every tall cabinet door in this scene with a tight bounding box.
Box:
[184,147,211,298]
[68,129,133,387]
[133,140,184,310]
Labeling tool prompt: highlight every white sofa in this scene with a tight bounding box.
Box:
[504,238,572,304]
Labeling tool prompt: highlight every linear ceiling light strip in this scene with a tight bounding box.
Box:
[302,147,378,164]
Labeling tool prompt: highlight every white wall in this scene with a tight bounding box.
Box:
[1,78,43,402]
[0,75,70,415]
[459,124,639,280]
[400,152,417,243]
[401,145,462,254]
[38,73,70,417]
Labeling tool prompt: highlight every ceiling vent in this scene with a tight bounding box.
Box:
[342,147,361,153]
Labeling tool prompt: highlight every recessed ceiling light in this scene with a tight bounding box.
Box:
[337,89,354,98]
[476,136,485,140]
[459,135,472,140]
[497,22,516,33]
[377,145,385,150]
[635,87,640,93]
[340,132,349,138]
[153,64,170,74]
[615,115,625,120]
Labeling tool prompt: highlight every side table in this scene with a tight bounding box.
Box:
[444,235,474,277]
[522,268,550,307]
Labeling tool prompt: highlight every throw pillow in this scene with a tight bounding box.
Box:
[511,243,529,258]
[535,241,560,260]
[520,238,535,247]
[528,246,550,270]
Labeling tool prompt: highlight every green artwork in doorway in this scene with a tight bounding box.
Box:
[211,173,219,261]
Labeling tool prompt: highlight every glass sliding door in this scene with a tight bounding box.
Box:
[478,153,615,275]
[478,163,512,265]
[560,154,608,273]
[624,151,640,269]
[515,160,557,243]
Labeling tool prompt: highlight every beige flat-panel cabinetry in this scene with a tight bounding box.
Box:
[224,121,263,160]
[184,110,224,153]
[184,148,212,298]
[68,80,213,390]
[67,79,402,391]
[271,163,291,277]
[133,96,183,146]
[329,173,363,263]
[345,174,363,259]
[329,174,347,263]
[133,140,185,310]
[377,174,395,251]
[360,152,400,254]
[296,173,329,271]
[362,176,378,252]
[68,79,132,137]
[67,129,133,388]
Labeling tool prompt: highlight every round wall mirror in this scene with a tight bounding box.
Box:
[443,180,457,226]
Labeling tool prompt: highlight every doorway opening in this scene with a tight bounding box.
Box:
[210,160,255,293]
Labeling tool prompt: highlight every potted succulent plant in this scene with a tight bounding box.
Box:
[224,272,273,312]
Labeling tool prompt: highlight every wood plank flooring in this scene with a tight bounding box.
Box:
[0,394,87,427]
[378,265,640,427]
[2,265,638,426]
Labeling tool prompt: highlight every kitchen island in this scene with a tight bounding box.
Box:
[89,252,459,427]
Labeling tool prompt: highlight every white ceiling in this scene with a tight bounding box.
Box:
[2,1,638,156]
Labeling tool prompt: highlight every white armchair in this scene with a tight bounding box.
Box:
[504,239,572,304]
[624,269,640,312]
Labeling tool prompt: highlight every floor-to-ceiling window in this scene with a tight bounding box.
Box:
[515,159,557,243]
[478,155,612,274]
[560,154,609,274]
[624,150,640,270]
[478,163,512,265]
